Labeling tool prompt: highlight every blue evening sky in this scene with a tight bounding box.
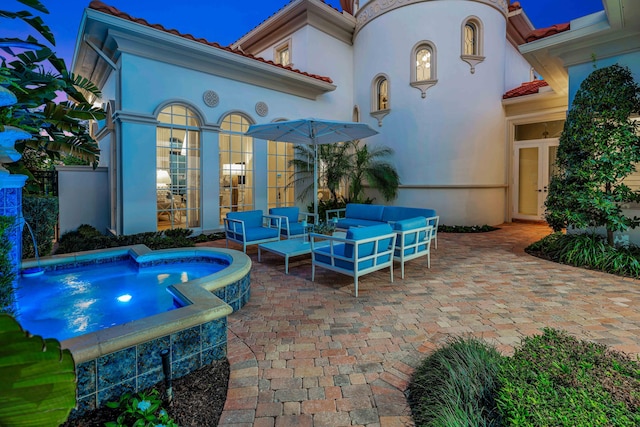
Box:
[3,0,605,69]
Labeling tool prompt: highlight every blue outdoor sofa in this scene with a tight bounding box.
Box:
[326,203,440,248]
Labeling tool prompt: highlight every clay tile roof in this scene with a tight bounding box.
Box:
[525,23,571,42]
[508,1,522,12]
[87,1,334,84]
[233,0,341,45]
[503,80,549,99]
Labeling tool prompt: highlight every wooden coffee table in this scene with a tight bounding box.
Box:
[258,238,329,274]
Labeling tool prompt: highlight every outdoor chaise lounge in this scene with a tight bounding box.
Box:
[224,210,282,253]
[269,206,317,239]
[326,203,440,248]
[392,217,433,278]
[310,223,397,297]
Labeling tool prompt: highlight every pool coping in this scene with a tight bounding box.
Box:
[21,245,251,364]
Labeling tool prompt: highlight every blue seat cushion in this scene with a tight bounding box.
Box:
[336,218,384,229]
[227,210,264,228]
[344,223,394,259]
[345,203,385,221]
[269,207,299,225]
[284,222,306,236]
[315,244,354,270]
[382,206,436,223]
[244,226,279,242]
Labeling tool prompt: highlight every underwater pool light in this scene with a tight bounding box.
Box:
[117,294,132,303]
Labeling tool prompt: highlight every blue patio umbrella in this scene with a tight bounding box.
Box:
[245,118,379,219]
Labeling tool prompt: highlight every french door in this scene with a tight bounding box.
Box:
[513,139,559,220]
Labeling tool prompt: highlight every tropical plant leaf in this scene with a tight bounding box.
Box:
[0,314,76,427]
[16,0,49,14]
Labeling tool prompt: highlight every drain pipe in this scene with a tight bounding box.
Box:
[160,349,172,403]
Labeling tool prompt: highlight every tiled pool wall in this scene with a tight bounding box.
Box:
[20,245,251,419]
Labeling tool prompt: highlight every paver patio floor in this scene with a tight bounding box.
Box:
[203,222,640,427]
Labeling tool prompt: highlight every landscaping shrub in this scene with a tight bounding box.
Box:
[407,336,503,427]
[497,328,640,427]
[21,195,58,259]
[55,225,196,254]
[0,216,16,315]
[526,232,640,278]
[438,224,499,233]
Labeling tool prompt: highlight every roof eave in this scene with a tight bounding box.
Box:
[233,0,355,53]
[75,8,336,100]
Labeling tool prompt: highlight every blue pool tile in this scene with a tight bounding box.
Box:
[76,360,96,397]
[202,318,227,348]
[171,326,201,361]
[172,353,201,379]
[137,369,164,391]
[137,336,170,374]
[97,380,135,407]
[69,395,97,420]
[202,343,227,364]
[226,282,240,303]
[97,346,136,389]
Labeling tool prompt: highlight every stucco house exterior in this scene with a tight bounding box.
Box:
[63,0,639,237]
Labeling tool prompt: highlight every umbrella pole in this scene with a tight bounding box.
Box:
[314,143,319,221]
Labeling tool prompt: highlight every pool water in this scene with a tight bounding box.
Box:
[16,260,227,341]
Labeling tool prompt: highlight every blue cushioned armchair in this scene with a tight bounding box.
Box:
[392,217,433,279]
[310,223,397,297]
[269,207,317,239]
[224,210,282,253]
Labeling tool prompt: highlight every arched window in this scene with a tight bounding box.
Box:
[219,113,254,222]
[377,77,389,110]
[460,17,484,74]
[156,104,201,230]
[415,46,432,81]
[370,74,390,126]
[410,41,437,98]
[464,23,477,55]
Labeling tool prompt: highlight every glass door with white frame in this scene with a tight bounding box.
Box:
[513,139,559,220]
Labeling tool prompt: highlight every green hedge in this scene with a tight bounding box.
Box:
[0,216,16,315]
[21,195,58,259]
[497,328,640,426]
[526,232,640,278]
[408,329,640,427]
[55,225,195,254]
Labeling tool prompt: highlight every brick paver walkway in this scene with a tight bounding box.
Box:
[206,222,640,427]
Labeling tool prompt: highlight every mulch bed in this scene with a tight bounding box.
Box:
[62,359,229,426]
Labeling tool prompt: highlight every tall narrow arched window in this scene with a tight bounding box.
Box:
[460,16,484,74]
[415,47,432,81]
[464,23,477,55]
[410,41,437,99]
[156,104,201,230]
[377,78,389,111]
[370,74,390,126]
[219,113,254,223]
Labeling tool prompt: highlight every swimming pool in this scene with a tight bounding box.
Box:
[19,244,252,417]
[17,258,228,341]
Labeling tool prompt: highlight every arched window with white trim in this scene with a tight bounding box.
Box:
[460,16,485,74]
[410,41,437,98]
[370,74,390,126]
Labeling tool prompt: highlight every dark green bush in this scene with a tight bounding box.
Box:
[438,224,499,233]
[526,232,640,278]
[21,195,58,259]
[55,225,196,254]
[497,328,640,427]
[407,336,503,427]
[0,216,16,315]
